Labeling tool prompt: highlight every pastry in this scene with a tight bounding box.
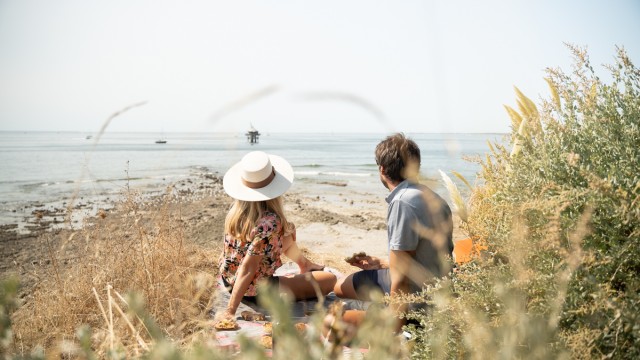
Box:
[214,318,239,331]
[263,322,273,335]
[240,310,253,321]
[259,335,273,349]
[240,311,266,321]
[294,322,306,333]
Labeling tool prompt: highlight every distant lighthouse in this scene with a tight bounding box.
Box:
[245,124,260,144]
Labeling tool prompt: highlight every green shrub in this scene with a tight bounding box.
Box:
[416,46,638,359]
[1,278,19,359]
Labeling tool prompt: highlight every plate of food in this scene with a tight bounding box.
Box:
[214,318,239,331]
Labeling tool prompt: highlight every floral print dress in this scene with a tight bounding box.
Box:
[219,211,285,296]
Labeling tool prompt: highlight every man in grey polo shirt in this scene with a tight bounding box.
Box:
[333,133,453,328]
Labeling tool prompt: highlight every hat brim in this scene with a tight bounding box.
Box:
[223,154,294,201]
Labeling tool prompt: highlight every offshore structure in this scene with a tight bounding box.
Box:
[245,124,260,144]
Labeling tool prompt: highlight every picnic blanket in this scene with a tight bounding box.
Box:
[211,237,481,354]
[212,262,368,356]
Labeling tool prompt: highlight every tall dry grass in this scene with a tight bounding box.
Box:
[9,186,220,358]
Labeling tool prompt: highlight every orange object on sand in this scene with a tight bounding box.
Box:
[453,237,486,264]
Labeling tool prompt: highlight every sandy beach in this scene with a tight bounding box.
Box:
[0,172,465,300]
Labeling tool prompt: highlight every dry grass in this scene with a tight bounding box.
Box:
[10,187,221,358]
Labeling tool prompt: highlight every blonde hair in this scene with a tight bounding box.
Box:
[224,197,291,242]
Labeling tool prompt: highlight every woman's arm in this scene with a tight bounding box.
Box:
[281,224,325,272]
[222,253,262,318]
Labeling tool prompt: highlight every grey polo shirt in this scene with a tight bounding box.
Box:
[386,180,453,291]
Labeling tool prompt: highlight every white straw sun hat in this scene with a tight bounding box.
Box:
[223,151,294,201]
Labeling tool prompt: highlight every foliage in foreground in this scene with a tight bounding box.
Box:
[409,46,638,359]
[3,46,638,359]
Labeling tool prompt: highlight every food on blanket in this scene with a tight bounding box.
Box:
[344,251,367,264]
[214,318,239,331]
[295,322,306,333]
[240,310,266,321]
[240,310,252,320]
[263,322,273,335]
[259,335,273,349]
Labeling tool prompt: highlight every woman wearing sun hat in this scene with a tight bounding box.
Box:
[216,151,337,322]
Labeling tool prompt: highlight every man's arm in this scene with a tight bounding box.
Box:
[389,249,414,332]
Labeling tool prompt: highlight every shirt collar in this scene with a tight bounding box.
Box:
[385,179,410,203]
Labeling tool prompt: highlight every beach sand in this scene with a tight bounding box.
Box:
[0,173,466,299]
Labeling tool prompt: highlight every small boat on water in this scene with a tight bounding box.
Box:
[155,130,167,144]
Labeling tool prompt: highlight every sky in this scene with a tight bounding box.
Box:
[0,1,638,134]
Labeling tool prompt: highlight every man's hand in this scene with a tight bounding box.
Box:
[345,252,389,270]
[352,254,385,270]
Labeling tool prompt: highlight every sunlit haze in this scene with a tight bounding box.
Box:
[0,0,638,133]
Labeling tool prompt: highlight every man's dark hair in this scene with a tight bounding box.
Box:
[375,133,421,183]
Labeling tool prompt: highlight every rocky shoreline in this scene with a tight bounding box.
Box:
[0,172,225,294]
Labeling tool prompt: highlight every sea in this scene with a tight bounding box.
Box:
[0,131,506,229]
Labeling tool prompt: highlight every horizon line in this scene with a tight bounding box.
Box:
[0,129,509,135]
